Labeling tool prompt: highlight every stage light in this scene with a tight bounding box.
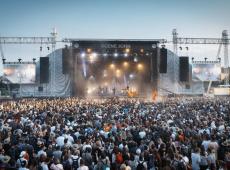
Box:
[125,48,130,53]
[114,53,118,58]
[103,53,108,57]
[92,52,97,57]
[116,69,121,73]
[88,52,97,63]
[87,86,97,94]
[87,48,92,53]
[134,57,138,62]
[124,53,128,57]
[123,61,129,68]
[140,48,144,53]
[87,89,92,94]
[137,63,143,71]
[116,69,121,77]
[81,52,86,58]
[110,63,115,69]
[129,74,134,79]
[103,70,108,77]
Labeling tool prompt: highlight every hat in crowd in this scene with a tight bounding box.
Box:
[0,155,11,163]
[3,137,10,145]
[136,148,141,155]
[19,151,27,158]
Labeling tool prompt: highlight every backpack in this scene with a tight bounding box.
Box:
[147,155,155,169]
[136,161,145,170]
[37,165,43,170]
[102,162,110,170]
[62,159,72,170]
[172,160,186,170]
[72,157,79,170]
[96,161,110,170]
[116,152,123,164]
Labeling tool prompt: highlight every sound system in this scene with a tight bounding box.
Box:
[38,86,43,92]
[62,47,72,74]
[40,57,49,83]
[179,56,189,82]
[150,48,159,92]
[151,48,158,78]
[159,48,167,73]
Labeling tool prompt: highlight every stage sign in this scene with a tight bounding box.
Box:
[3,64,36,84]
[192,63,221,81]
[72,40,159,50]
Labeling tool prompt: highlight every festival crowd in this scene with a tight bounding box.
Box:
[0,97,229,170]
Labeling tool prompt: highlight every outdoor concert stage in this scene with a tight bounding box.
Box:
[66,40,160,98]
[17,39,204,98]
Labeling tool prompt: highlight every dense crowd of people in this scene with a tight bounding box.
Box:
[0,97,229,170]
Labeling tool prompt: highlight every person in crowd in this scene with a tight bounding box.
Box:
[78,159,89,170]
[0,97,229,170]
[199,146,208,170]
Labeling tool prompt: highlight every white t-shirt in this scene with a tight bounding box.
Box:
[77,165,89,170]
[41,162,49,170]
[18,168,29,170]
[202,140,210,151]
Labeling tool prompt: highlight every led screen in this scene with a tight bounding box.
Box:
[3,64,36,84]
[192,63,221,81]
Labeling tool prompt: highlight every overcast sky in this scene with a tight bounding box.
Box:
[0,0,229,67]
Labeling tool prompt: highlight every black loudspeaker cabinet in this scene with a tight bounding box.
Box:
[159,48,167,73]
[62,47,73,74]
[179,56,189,82]
[40,57,49,83]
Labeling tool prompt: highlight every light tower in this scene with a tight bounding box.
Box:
[50,28,58,94]
[222,30,229,85]
[172,29,178,55]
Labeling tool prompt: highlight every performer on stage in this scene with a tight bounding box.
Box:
[112,87,116,95]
